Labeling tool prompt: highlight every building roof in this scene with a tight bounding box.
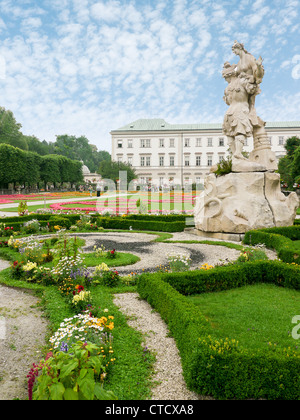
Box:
[111,118,300,133]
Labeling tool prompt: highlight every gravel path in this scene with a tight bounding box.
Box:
[0,260,48,400]
[114,292,212,400]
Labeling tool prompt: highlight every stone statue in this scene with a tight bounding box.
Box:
[193,41,299,239]
[222,41,277,171]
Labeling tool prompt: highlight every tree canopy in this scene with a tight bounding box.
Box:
[278,136,300,189]
[0,106,111,177]
[97,160,137,187]
[0,144,83,189]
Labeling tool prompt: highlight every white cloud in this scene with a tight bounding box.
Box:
[0,0,298,153]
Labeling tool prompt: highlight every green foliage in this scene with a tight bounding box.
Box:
[33,341,118,400]
[98,160,137,187]
[96,216,186,232]
[244,225,300,265]
[214,156,232,177]
[278,136,300,189]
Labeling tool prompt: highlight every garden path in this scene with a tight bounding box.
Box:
[0,260,48,401]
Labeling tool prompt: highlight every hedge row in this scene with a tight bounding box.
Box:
[244,226,300,264]
[0,213,190,233]
[137,261,300,400]
[0,214,81,225]
[96,216,187,232]
[0,215,79,232]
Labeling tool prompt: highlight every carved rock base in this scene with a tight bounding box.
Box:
[194,172,299,234]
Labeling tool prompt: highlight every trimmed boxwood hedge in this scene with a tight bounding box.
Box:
[137,261,300,400]
[0,214,80,232]
[244,226,300,264]
[96,216,187,232]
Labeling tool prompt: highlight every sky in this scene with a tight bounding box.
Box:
[0,0,299,153]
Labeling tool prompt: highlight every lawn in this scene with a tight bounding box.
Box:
[1,190,197,214]
[187,283,300,353]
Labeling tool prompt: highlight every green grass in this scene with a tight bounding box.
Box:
[187,283,300,353]
[82,252,140,267]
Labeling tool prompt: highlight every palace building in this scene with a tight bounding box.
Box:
[111,119,300,188]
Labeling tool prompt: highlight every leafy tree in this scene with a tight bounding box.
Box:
[0,144,27,188]
[97,160,137,187]
[25,135,51,155]
[0,107,28,150]
[285,136,300,156]
[53,134,110,172]
[291,146,300,185]
[39,155,62,186]
[278,136,300,189]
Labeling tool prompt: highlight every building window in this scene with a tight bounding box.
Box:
[196,156,201,166]
[141,139,151,148]
[159,177,164,186]
[219,155,225,163]
[127,156,133,165]
[170,156,175,167]
[146,156,151,166]
[117,140,123,148]
[207,138,213,147]
[159,156,164,167]
[170,138,175,147]
[268,136,272,145]
[140,156,145,166]
[207,155,213,166]
[128,139,133,148]
[184,156,190,166]
[159,138,165,147]
[279,136,284,145]
[184,138,190,147]
[117,156,122,163]
[196,176,202,184]
[196,138,202,147]
[219,137,225,147]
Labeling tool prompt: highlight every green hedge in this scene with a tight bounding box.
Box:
[0,214,77,232]
[0,213,81,225]
[96,216,186,232]
[244,226,300,264]
[137,261,300,400]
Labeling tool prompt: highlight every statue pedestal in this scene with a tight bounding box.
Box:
[194,171,299,235]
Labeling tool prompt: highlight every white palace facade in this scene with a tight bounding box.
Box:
[111,119,300,188]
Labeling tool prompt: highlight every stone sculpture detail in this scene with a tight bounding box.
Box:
[194,41,299,238]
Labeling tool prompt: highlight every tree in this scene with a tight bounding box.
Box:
[39,155,62,186]
[53,134,111,172]
[285,136,300,156]
[278,136,300,189]
[0,144,27,188]
[25,135,51,155]
[0,107,28,150]
[97,160,137,187]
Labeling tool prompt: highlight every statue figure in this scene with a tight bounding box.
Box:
[222,41,277,171]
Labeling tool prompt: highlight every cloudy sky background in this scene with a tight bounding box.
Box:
[0,0,299,152]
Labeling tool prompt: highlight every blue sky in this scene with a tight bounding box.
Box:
[0,0,299,152]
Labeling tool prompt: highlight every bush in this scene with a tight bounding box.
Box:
[244,226,300,264]
[96,216,186,232]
